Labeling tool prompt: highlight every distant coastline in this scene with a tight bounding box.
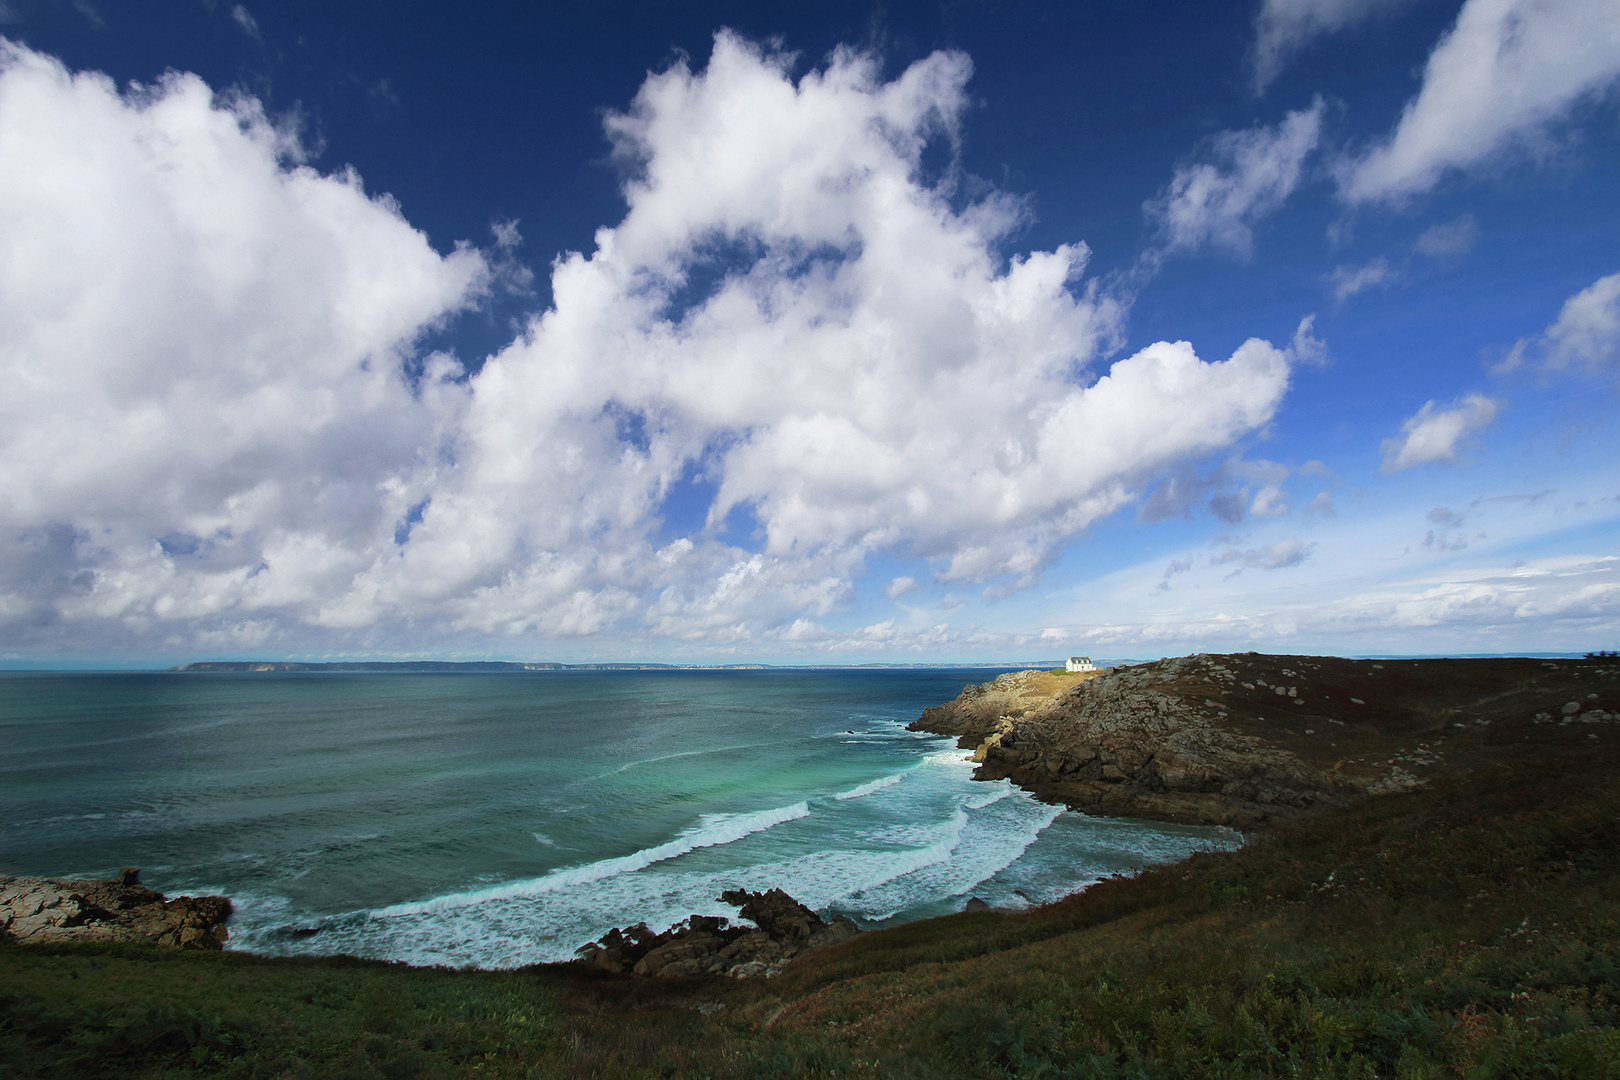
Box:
[167,659,1067,673]
[0,652,1586,673]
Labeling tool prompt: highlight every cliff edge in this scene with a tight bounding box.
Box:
[910,653,1619,828]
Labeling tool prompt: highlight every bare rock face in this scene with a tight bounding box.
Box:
[990,660,1350,828]
[910,663,1339,828]
[576,888,860,979]
[0,867,231,949]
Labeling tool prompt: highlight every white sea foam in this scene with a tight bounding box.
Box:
[829,729,930,742]
[253,798,988,968]
[236,790,1222,970]
[834,771,907,800]
[217,890,300,955]
[372,800,811,917]
[853,793,1065,921]
[842,808,970,895]
[947,801,1066,892]
[919,747,978,771]
[964,786,1014,810]
[599,743,767,778]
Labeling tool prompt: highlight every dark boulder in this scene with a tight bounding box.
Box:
[576,887,860,979]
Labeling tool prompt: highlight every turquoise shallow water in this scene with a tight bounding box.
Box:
[0,670,1239,967]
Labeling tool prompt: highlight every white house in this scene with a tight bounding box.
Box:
[1065,655,1096,673]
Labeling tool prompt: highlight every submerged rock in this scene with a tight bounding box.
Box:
[0,867,231,949]
[576,887,860,979]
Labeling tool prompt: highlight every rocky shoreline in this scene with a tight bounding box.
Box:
[0,867,231,949]
[576,887,861,979]
[909,652,1619,829]
[0,868,859,980]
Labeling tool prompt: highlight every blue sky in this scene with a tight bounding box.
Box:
[0,0,1616,665]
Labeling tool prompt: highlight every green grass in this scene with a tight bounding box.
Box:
[5,751,1618,1078]
[0,949,560,1078]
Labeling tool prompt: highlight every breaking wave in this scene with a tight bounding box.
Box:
[373,801,811,917]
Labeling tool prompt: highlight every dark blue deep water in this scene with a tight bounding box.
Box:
[0,670,1237,967]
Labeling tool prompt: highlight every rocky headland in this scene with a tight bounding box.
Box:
[0,867,232,949]
[910,652,1620,829]
[576,887,861,979]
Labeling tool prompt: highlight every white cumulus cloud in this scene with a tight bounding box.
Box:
[1498,271,1620,373]
[1380,393,1502,472]
[1342,0,1620,204]
[1544,271,1620,370]
[369,32,1295,638]
[1146,98,1324,261]
[0,40,488,645]
[0,33,1299,651]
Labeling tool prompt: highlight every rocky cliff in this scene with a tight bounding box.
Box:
[910,653,1620,829]
[0,867,231,949]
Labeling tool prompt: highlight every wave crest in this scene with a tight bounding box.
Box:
[834,772,907,800]
[372,800,811,917]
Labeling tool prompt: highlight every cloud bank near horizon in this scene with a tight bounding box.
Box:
[0,34,1298,655]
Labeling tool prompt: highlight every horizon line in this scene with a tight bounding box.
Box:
[0,650,1602,673]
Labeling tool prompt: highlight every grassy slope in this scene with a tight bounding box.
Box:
[766,755,1620,1078]
[4,752,1618,1077]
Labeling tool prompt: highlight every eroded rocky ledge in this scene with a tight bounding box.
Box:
[909,653,1620,829]
[576,887,861,979]
[0,867,231,949]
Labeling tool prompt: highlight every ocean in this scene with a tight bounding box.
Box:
[0,669,1239,968]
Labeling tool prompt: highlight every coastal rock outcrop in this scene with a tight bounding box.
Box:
[0,867,231,949]
[911,653,1620,829]
[911,661,1353,828]
[576,887,860,979]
